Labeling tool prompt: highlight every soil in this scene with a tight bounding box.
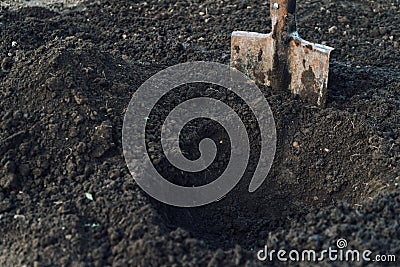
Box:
[0,0,399,266]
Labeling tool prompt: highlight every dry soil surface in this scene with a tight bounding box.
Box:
[0,0,399,266]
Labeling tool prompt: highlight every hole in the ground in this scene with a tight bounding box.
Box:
[147,81,390,249]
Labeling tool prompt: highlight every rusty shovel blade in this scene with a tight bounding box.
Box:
[231,0,334,107]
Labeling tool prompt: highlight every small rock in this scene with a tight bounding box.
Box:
[73,94,86,105]
[69,128,78,138]
[293,141,300,148]
[337,16,349,24]
[328,26,337,34]
[73,114,84,125]
[108,169,120,179]
[13,214,26,220]
[394,41,399,49]
[89,111,98,121]
[379,27,387,35]
[92,120,114,158]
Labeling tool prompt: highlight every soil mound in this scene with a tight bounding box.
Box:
[1,1,399,266]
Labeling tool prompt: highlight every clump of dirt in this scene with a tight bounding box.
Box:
[0,0,399,266]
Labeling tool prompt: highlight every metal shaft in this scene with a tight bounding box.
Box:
[270,0,297,39]
[270,0,298,90]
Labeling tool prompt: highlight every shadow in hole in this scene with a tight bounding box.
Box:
[152,96,311,250]
[147,64,398,249]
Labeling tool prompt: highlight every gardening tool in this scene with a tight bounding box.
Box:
[231,0,334,107]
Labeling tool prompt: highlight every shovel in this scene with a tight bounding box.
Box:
[231,0,334,107]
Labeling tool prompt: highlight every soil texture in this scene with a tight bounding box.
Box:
[0,0,399,266]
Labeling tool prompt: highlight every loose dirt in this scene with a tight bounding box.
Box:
[0,0,399,266]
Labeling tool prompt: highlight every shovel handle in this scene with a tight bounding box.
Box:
[270,0,297,38]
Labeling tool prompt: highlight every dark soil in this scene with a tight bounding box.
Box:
[0,0,399,266]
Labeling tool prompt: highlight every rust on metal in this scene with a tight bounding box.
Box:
[231,0,334,107]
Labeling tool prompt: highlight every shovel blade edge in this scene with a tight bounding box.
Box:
[288,37,334,107]
[231,31,274,87]
[231,31,334,107]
